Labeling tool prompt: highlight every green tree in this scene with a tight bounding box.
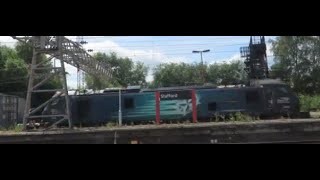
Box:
[270,36,320,95]
[216,60,247,86]
[85,52,149,90]
[11,42,63,108]
[153,62,207,87]
[0,45,28,96]
[15,42,63,89]
[131,61,149,86]
[17,42,61,80]
[153,60,247,88]
[0,42,64,108]
[15,41,34,64]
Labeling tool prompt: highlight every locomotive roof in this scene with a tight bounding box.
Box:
[141,85,218,92]
[0,93,20,97]
[250,79,286,86]
[78,85,263,96]
[71,80,288,97]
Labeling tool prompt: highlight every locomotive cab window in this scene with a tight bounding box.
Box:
[246,91,260,104]
[78,98,90,117]
[275,86,289,95]
[125,98,134,109]
[208,102,217,111]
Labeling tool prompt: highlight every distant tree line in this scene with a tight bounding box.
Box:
[151,60,248,88]
[85,52,249,90]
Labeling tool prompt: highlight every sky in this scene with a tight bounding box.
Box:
[0,36,277,89]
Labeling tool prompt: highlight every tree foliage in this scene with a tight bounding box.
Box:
[270,36,320,95]
[85,52,149,90]
[152,60,247,87]
[0,46,28,96]
[153,62,201,87]
[0,42,62,104]
[207,61,247,86]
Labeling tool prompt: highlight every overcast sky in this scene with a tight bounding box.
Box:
[0,36,276,89]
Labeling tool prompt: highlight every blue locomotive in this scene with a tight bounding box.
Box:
[42,79,300,126]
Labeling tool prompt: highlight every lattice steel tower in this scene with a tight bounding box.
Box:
[11,36,113,130]
[76,36,87,93]
[240,36,269,80]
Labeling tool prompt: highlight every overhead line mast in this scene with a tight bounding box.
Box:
[11,36,113,130]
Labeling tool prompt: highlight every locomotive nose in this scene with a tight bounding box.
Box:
[289,94,300,115]
[293,96,300,111]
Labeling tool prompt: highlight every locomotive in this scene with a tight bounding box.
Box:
[40,36,303,127]
[42,79,300,126]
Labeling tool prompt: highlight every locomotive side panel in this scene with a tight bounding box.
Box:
[261,84,300,117]
[42,84,302,127]
[158,90,193,122]
[71,92,157,125]
[196,88,265,119]
[122,92,156,123]
[196,89,246,119]
[244,88,265,115]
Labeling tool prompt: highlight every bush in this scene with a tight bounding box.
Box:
[105,121,117,128]
[299,95,320,112]
[212,112,255,122]
[230,112,256,122]
[0,124,23,132]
